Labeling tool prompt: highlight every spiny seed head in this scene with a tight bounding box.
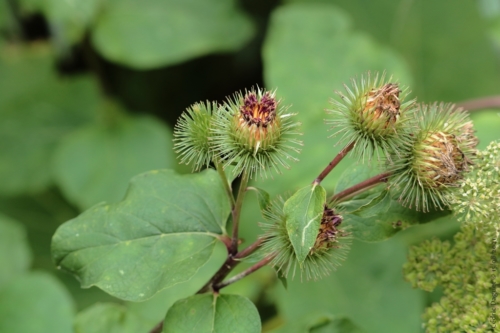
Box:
[173,101,217,171]
[211,87,302,178]
[326,71,415,162]
[260,198,350,280]
[389,103,478,212]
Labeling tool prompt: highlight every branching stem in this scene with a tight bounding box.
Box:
[196,238,263,294]
[313,141,355,185]
[330,171,391,203]
[456,96,500,111]
[214,255,274,291]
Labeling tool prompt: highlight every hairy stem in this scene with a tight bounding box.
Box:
[216,162,236,207]
[456,96,500,111]
[313,141,355,185]
[196,238,263,294]
[230,172,249,255]
[330,171,391,203]
[214,256,274,291]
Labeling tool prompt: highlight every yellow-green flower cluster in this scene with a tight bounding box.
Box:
[404,223,500,332]
[449,140,500,224]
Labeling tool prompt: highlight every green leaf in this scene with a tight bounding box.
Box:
[275,267,288,290]
[51,168,230,301]
[258,2,413,197]
[75,303,145,333]
[0,214,31,288]
[341,190,452,242]
[163,294,261,333]
[271,313,365,333]
[334,164,382,195]
[53,112,175,210]
[0,272,75,333]
[273,238,424,333]
[91,0,255,69]
[73,243,227,333]
[283,0,500,102]
[247,186,271,212]
[18,0,101,42]
[0,45,99,195]
[284,184,326,264]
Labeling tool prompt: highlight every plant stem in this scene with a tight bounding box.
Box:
[456,96,500,111]
[230,171,249,255]
[150,322,162,333]
[196,238,263,294]
[214,256,274,291]
[330,171,391,203]
[234,238,263,259]
[313,141,355,185]
[216,162,236,207]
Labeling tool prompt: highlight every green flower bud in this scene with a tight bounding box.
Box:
[173,101,217,171]
[326,72,415,161]
[389,103,478,212]
[260,197,350,280]
[211,87,302,178]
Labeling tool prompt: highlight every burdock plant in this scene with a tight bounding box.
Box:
[51,72,491,333]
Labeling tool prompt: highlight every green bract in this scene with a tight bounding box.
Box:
[389,103,478,212]
[326,72,415,162]
[211,87,302,178]
[173,101,217,171]
[260,195,350,280]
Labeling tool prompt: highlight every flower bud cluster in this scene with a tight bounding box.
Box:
[448,141,500,224]
[174,87,302,178]
[404,223,500,332]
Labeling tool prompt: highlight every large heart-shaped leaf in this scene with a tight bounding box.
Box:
[163,293,261,333]
[53,112,175,210]
[284,184,326,264]
[52,169,230,301]
[92,0,255,69]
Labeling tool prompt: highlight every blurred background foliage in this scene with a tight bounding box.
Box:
[0,0,500,332]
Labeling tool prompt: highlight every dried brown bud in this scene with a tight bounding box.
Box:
[363,83,402,126]
[311,206,345,253]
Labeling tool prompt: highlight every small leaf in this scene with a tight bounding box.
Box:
[52,169,230,301]
[271,313,365,333]
[163,294,261,333]
[274,267,288,290]
[0,272,75,333]
[91,0,255,69]
[248,186,271,212]
[53,112,175,210]
[75,303,145,333]
[342,190,451,242]
[284,184,326,264]
[0,214,31,288]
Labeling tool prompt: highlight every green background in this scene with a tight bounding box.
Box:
[1,0,500,332]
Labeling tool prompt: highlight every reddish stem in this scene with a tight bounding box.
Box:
[330,171,391,203]
[313,141,355,185]
[456,96,500,111]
